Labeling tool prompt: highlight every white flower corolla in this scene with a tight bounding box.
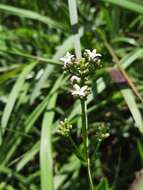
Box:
[60,52,75,68]
[72,84,89,98]
[70,75,81,83]
[85,49,101,61]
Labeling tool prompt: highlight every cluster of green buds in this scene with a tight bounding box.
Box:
[94,123,110,142]
[60,49,101,99]
[57,118,72,137]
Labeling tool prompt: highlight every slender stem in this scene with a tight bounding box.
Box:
[80,99,94,190]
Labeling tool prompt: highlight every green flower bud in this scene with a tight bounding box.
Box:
[57,118,72,137]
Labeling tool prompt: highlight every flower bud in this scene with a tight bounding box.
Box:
[57,118,72,137]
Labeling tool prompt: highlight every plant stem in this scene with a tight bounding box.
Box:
[80,99,94,190]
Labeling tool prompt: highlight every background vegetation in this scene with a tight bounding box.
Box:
[0,0,143,189]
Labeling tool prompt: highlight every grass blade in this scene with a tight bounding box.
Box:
[68,0,81,58]
[120,49,143,69]
[16,142,39,172]
[0,76,64,165]
[121,89,143,133]
[0,4,65,30]
[40,89,58,190]
[1,62,37,134]
[101,0,143,14]
[104,41,143,133]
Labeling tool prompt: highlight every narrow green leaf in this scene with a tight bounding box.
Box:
[16,142,39,172]
[0,76,64,165]
[136,139,143,161]
[0,165,26,183]
[40,91,58,190]
[0,65,23,85]
[0,4,65,30]
[54,175,67,190]
[0,49,62,66]
[121,89,143,133]
[26,76,65,131]
[96,178,110,190]
[120,49,143,69]
[68,0,81,58]
[104,41,143,133]
[1,62,37,133]
[101,0,143,14]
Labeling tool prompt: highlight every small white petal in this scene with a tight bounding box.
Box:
[85,49,101,61]
[72,91,78,95]
[72,85,89,98]
[95,53,101,57]
[60,52,75,67]
[73,84,80,91]
[92,49,97,53]
[81,85,88,91]
[70,75,80,83]
[60,57,65,61]
[85,49,91,54]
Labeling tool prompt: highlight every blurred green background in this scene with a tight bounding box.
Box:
[0,0,143,189]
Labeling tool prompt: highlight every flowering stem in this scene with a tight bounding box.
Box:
[80,99,94,190]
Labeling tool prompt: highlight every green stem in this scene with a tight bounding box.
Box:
[80,99,94,190]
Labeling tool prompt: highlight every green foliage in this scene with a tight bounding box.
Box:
[40,76,63,190]
[0,0,143,189]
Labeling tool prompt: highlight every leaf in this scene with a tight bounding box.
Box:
[1,76,64,166]
[54,175,67,190]
[95,178,111,190]
[101,0,143,14]
[40,89,58,190]
[25,76,65,132]
[0,49,62,66]
[121,89,143,133]
[0,165,26,184]
[16,142,39,172]
[1,62,37,134]
[68,0,81,58]
[120,48,143,69]
[136,139,143,161]
[104,41,143,133]
[0,65,23,85]
[0,4,65,30]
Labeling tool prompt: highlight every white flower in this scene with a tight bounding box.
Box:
[60,52,75,68]
[85,49,101,61]
[70,75,80,83]
[72,84,89,98]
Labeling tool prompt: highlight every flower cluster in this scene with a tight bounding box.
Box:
[94,123,110,142]
[57,118,72,137]
[60,49,101,99]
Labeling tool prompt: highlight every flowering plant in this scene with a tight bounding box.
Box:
[58,49,109,190]
[60,49,102,100]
